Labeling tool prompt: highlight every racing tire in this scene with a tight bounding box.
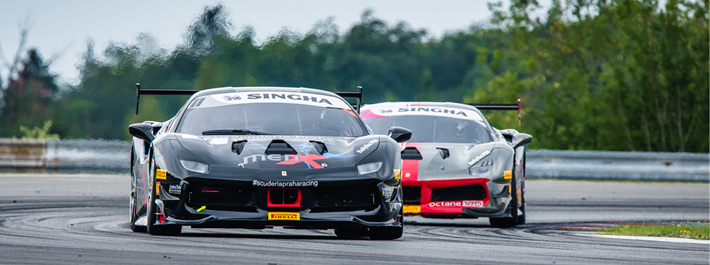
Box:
[130,178,146,232]
[129,149,147,233]
[368,226,403,240]
[517,154,527,225]
[489,169,520,228]
[368,208,403,240]
[146,156,181,236]
[334,227,368,238]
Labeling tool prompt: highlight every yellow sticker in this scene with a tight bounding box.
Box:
[405,172,411,178]
[156,181,160,195]
[403,205,421,214]
[268,212,300,220]
[393,169,401,179]
[282,171,287,176]
[156,169,167,180]
[504,170,512,180]
[196,206,206,212]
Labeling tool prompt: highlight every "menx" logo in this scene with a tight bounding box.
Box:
[242,154,329,169]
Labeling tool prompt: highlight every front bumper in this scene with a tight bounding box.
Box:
[163,206,401,229]
[154,177,402,229]
[402,177,512,218]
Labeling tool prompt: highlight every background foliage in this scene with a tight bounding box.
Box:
[0,0,707,152]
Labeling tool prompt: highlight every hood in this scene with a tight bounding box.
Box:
[171,134,382,170]
[401,142,510,181]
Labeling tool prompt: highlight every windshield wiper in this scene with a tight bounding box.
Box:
[201,129,272,135]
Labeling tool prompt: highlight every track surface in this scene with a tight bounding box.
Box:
[0,174,707,264]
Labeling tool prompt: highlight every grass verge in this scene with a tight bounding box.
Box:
[601,224,709,240]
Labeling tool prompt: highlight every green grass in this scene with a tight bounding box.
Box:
[527,179,709,184]
[600,224,710,240]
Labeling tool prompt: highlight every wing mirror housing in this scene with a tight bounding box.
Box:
[388,126,412,143]
[129,123,155,143]
[512,133,532,148]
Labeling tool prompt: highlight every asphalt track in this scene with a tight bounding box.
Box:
[0,174,707,264]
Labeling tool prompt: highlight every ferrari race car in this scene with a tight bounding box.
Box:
[360,102,531,228]
[129,85,412,239]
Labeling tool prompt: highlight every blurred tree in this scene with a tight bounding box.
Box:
[5,2,702,153]
[185,4,233,55]
[0,48,58,137]
[471,0,708,152]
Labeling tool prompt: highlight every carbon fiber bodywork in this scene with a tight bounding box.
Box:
[361,102,531,227]
[129,87,407,238]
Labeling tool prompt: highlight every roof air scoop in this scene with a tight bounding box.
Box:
[265,140,297,155]
[401,147,423,160]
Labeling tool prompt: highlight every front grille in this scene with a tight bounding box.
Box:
[187,183,257,211]
[309,185,378,212]
[402,186,421,204]
[269,188,299,205]
[431,184,486,201]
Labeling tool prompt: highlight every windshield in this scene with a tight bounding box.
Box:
[364,115,493,144]
[177,103,367,137]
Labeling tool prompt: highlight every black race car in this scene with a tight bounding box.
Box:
[129,85,411,239]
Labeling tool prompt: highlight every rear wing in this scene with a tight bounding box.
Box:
[135,83,364,114]
[466,99,522,125]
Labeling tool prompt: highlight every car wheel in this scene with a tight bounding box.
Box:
[517,154,527,225]
[129,148,146,232]
[146,157,181,236]
[334,227,368,238]
[517,181,526,225]
[368,226,403,240]
[130,181,146,232]
[368,208,403,240]
[490,168,520,228]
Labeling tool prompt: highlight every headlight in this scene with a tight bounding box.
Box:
[469,161,492,176]
[180,160,209,173]
[469,165,491,175]
[381,184,396,200]
[357,162,382,175]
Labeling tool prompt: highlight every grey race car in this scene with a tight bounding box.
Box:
[360,102,531,227]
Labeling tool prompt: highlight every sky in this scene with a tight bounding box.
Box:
[0,0,509,85]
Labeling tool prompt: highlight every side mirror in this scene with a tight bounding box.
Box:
[512,133,532,148]
[129,123,155,143]
[388,126,412,143]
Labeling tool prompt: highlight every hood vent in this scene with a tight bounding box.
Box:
[232,140,247,154]
[265,140,297,155]
[310,140,328,154]
[401,147,423,160]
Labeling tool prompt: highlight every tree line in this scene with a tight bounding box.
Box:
[0,0,707,152]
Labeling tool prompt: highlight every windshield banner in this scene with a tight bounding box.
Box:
[196,92,351,109]
[363,103,485,121]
